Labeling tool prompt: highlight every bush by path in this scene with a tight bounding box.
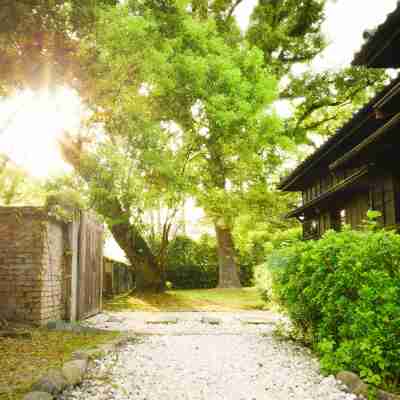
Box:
[258,228,400,391]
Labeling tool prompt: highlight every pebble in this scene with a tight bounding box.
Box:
[59,312,357,400]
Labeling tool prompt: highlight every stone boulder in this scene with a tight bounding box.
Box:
[31,369,67,394]
[336,371,363,392]
[23,392,53,400]
[377,389,400,400]
[62,360,88,386]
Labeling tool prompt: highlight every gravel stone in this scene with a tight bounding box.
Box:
[60,312,357,400]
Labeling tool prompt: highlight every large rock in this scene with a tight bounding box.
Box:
[336,371,363,392]
[337,371,400,400]
[353,382,370,397]
[71,350,91,362]
[23,392,53,400]
[62,360,88,386]
[377,389,400,400]
[31,369,67,394]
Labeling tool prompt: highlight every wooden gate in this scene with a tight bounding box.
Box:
[69,212,103,321]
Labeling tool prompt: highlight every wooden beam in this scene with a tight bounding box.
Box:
[286,166,369,218]
[329,111,400,171]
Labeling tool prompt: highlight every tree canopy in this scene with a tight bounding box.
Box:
[0,0,390,291]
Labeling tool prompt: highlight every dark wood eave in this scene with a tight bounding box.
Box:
[286,166,369,219]
[278,75,400,192]
[329,111,400,170]
[353,3,400,68]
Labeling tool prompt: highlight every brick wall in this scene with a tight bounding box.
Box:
[0,207,67,325]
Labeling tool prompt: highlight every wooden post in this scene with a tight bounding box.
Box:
[70,211,80,322]
[99,231,104,312]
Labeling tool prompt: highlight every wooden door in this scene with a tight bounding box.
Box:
[76,213,103,320]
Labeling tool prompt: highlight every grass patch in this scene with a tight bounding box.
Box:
[105,287,267,312]
[0,327,119,400]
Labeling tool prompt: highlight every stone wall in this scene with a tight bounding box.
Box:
[40,218,67,323]
[0,207,67,325]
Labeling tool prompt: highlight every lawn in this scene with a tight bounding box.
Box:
[0,328,119,400]
[105,287,266,312]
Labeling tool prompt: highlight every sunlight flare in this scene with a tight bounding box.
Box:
[0,87,82,178]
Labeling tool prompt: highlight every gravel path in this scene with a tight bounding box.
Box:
[60,312,356,400]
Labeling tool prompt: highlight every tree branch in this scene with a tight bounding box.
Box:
[227,0,244,19]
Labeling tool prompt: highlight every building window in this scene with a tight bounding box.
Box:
[303,218,320,239]
[330,209,347,231]
[340,209,347,226]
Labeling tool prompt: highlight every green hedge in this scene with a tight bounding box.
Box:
[262,228,400,388]
[166,235,254,289]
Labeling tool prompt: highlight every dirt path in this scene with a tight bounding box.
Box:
[60,312,355,400]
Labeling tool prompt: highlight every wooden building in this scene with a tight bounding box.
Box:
[279,5,400,239]
[103,257,134,297]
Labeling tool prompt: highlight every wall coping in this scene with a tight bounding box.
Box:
[0,206,68,225]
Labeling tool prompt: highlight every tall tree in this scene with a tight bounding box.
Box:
[73,1,387,289]
[149,15,280,287]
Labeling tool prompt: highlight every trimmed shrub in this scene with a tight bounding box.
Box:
[166,235,218,289]
[238,259,255,287]
[266,228,400,388]
[255,228,302,303]
[166,235,255,289]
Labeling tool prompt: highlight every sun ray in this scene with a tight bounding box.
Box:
[0,87,82,178]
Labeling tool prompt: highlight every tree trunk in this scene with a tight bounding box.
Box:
[214,222,242,288]
[135,261,165,292]
[111,222,165,293]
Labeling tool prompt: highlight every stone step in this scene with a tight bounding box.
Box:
[201,316,222,325]
[240,318,275,325]
[146,317,179,325]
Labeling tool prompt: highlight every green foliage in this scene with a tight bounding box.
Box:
[166,235,254,289]
[166,235,219,289]
[267,228,400,388]
[233,189,301,264]
[43,173,89,210]
[76,2,282,284]
[247,0,388,140]
[247,0,326,77]
[0,158,45,206]
[0,0,116,94]
[281,67,388,142]
[255,228,302,303]
[238,256,256,288]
